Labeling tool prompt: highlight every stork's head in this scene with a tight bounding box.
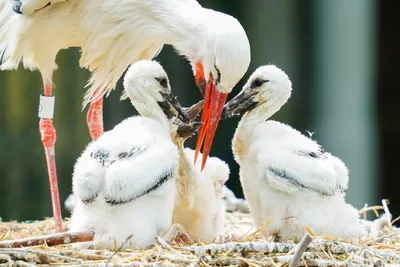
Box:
[122,60,202,138]
[221,65,292,120]
[193,10,251,170]
[207,157,230,198]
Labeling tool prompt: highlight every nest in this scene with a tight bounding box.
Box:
[0,207,400,266]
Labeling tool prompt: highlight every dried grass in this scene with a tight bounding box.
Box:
[0,210,399,266]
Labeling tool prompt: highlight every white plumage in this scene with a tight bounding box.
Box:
[177,148,229,241]
[0,0,251,231]
[1,0,250,126]
[221,64,366,242]
[222,186,250,214]
[69,61,183,249]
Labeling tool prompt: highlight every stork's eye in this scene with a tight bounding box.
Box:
[250,78,269,89]
[155,77,168,88]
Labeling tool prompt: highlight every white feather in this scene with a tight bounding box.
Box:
[184,148,230,241]
[0,0,250,107]
[230,64,366,242]
[69,61,179,249]
[221,186,250,213]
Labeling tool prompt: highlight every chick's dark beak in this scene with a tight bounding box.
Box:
[177,121,203,139]
[182,100,204,123]
[158,90,204,139]
[221,89,259,119]
[158,91,186,120]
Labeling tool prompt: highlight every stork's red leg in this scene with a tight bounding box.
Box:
[86,92,104,141]
[39,83,63,233]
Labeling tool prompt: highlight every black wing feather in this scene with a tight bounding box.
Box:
[105,170,173,206]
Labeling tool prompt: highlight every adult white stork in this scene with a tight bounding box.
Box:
[221,65,366,242]
[70,60,202,249]
[0,0,251,232]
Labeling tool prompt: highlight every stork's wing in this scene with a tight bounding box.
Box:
[260,148,343,196]
[329,153,349,192]
[103,139,178,205]
[0,0,14,65]
[256,121,348,196]
[82,39,164,107]
[72,144,110,204]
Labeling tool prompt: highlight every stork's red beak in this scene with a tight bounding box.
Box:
[195,62,206,96]
[194,72,228,171]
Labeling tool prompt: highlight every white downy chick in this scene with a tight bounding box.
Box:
[69,61,195,249]
[221,64,366,242]
[64,193,75,213]
[182,148,230,241]
[221,186,250,214]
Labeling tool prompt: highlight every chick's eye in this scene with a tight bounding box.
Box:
[250,78,268,89]
[155,77,168,88]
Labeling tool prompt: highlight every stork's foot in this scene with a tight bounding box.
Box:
[87,97,104,141]
[162,224,193,244]
[39,118,63,232]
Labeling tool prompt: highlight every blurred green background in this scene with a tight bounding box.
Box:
[1,0,399,222]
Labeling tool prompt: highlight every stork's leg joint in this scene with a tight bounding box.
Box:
[40,119,56,147]
[87,97,104,141]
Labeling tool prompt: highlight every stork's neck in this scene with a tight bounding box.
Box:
[130,99,170,130]
[173,141,197,211]
[155,6,210,63]
[232,101,283,162]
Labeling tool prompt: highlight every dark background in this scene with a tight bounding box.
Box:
[1,0,399,223]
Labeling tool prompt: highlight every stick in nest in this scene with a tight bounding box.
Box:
[289,233,312,267]
[0,231,95,248]
[105,234,133,267]
[162,223,193,244]
[183,241,295,256]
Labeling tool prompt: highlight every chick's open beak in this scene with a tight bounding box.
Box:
[158,91,204,123]
[158,91,186,120]
[221,89,259,119]
[183,100,204,123]
[194,73,228,171]
[176,122,203,139]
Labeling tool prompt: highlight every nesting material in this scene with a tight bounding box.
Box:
[0,206,399,266]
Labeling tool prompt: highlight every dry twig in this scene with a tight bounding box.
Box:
[105,234,133,267]
[289,233,312,267]
[0,231,94,248]
[183,241,295,256]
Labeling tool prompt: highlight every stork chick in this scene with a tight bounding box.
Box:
[222,186,250,214]
[174,148,230,242]
[69,60,201,249]
[221,65,366,242]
